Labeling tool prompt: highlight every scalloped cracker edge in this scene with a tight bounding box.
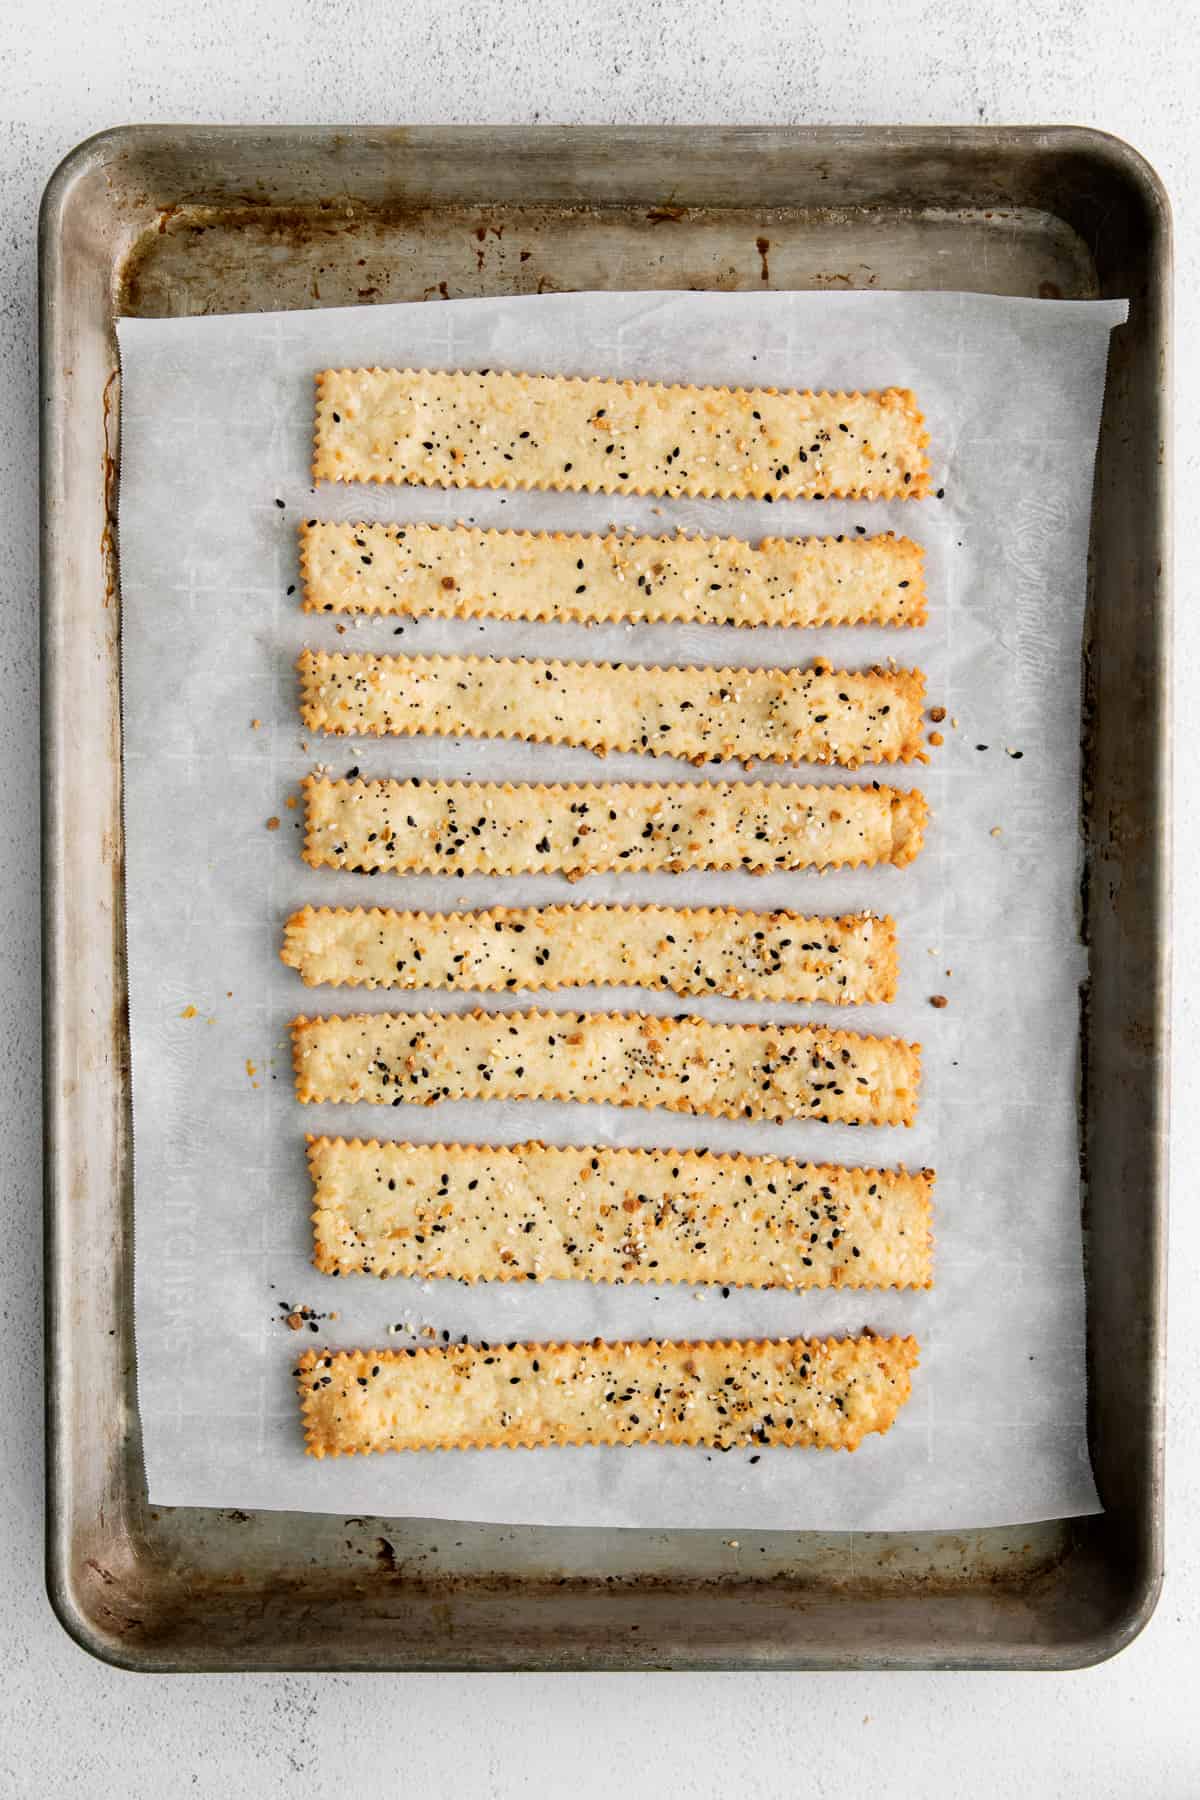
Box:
[281,903,898,1004]
[312,370,930,500]
[308,1137,934,1290]
[290,1009,921,1126]
[301,776,928,877]
[299,522,928,628]
[298,1334,921,1454]
[297,650,928,770]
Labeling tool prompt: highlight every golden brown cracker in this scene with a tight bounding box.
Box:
[290,1010,921,1126]
[307,1136,934,1289]
[312,369,931,499]
[299,521,927,628]
[280,903,898,1004]
[297,650,928,769]
[298,1334,921,1455]
[301,775,928,876]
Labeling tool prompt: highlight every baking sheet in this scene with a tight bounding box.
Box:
[116,289,1124,1527]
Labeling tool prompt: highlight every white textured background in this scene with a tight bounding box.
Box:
[2,4,1196,1795]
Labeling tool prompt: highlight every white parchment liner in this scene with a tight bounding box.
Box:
[117,290,1124,1525]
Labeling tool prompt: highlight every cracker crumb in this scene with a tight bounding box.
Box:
[251,718,262,730]
[990,825,1003,838]
[928,730,943,747]
[180,1004,197,1019]
[928,705,947,723]
[285,795,298,810]
[286,1312,304,1331]
[929,994,949,1009]
[266,816,280,831]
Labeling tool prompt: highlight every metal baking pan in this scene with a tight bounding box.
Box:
[41,125,1170,1672]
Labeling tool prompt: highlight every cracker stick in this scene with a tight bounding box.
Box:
[308,1137,935,1290]
[301,776,928,876]
[298,1335,921,1455]
[312,369,931,499]
[281,903,898,1003]
[297,650,928,770]
[299,522,927,628]
[290,1010,921,1126]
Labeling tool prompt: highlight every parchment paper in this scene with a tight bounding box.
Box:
[117,289,1124,1527]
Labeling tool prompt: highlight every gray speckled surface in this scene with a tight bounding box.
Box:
[4,5,1196,1795]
